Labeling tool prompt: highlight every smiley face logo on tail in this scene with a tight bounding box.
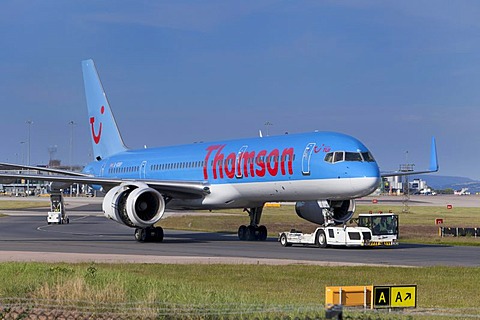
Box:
[90,106,105,144]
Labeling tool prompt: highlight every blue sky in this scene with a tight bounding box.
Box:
[1,1,480,178]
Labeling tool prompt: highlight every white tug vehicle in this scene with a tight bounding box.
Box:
[279,206,399,248]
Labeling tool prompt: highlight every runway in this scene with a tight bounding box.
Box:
[0,198,478,267]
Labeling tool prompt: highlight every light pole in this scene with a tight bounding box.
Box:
[19,141,26,165]
[26,120,33,166]
[69,121,77,196]
[69,121,76,171]
[400,150,414,213]
[264,121,273,137]
[25,120,33,196]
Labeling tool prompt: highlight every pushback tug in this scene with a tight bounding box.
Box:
[279,208,398,248]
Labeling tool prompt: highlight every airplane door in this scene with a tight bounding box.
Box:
[100,163,106,177]
[302,143,316,175]
[140,161,147,179]
[236,145,248,178]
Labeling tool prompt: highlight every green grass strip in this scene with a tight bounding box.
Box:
[0,200,49,210]
[0,263,478,319]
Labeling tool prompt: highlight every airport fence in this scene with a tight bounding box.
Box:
[439,227,480,237]
[0,298,327,319]
[1,298,480,319]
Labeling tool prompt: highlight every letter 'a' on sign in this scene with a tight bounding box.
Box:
[373,287,390,308]
[391,286,417,308]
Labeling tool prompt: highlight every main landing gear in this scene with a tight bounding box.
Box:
[237,207,268,241]
[134,226,164,243]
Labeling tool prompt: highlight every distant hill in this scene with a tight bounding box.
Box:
[413,175,480,193]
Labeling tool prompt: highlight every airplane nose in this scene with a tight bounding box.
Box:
[349,176,381,198]
[349,164,381,197]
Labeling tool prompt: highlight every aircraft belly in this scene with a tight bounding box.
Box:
[235,178,377,201]
[199,177,378,206]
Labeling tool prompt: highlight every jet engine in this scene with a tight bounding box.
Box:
[295,200,355,226]
[103,182,165,228]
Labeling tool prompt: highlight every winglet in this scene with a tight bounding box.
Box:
[429,136,439,172]
[381,137,439,177]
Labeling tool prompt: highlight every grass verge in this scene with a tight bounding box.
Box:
[0,200,49,218]
[0,200,49,210]
[0,263,478,319]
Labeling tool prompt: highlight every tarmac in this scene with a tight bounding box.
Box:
[0,194,478,266]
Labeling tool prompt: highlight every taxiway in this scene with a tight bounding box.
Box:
[0,196,478,267]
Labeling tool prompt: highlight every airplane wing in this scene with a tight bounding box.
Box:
[0,162,89,177]
[0,170,210,198]
[381,137,439,177]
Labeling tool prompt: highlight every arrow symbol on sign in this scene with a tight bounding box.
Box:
[405,293,412,300]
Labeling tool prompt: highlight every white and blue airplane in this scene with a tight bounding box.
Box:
[0,59,438,242]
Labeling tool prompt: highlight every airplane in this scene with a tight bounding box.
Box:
[0,59,439,243]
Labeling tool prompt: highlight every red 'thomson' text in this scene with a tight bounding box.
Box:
[203,145,294,180]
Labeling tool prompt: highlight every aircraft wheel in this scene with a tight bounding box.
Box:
[258,225,268,241]
[316,230,327,248]
[238,225,247,241]
[134,228,147,242]
[153,226,164,242]
[246,225,256,241]
[280,233,291,247]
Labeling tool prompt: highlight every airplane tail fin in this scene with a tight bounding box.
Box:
[82,59,128,161]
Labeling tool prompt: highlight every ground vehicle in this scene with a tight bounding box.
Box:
[279,213,398,248]
[47,192,69,225]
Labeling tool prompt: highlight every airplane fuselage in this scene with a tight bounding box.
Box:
[83,131,381,209]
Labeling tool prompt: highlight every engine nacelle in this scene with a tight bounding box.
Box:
[103,182,165,228]
[295,199,355,226]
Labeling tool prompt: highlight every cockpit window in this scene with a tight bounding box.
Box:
[324,152,333,163]
[361,152,375,162]
[345,152,363,162]
[333,151,345,163]
[325,151,376,163]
